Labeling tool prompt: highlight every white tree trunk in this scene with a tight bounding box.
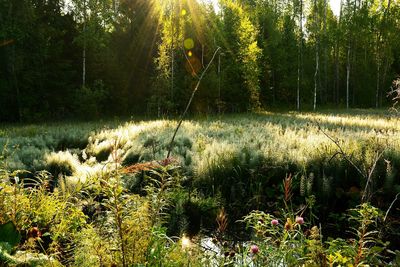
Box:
[297,0,303,111]
[314,46,319,111]
[313,0,319,111]
[376,51,380,108]
[323,0,327,104]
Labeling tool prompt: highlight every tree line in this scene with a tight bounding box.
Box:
[1,0,399,122]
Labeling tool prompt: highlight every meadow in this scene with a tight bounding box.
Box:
[1,110,400,266]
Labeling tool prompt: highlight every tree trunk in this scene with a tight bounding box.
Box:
[346,44,350,109]
[170,0,175,104]
[7,2,22,121]
[336,0,343,105]
[335,43,340,104]
[381,55,389,107]
[82,0,87,87]
[345,0,355,109]
[297,0,303,111]
[323,0,328,104]
[376,50,380,108]
[314,47,319,111]
[313,0,319,111]
[351,40,357,106]
[171,47,174,101]
[376,0,392,108]
[11,44,22,122]
[272,70,276,104]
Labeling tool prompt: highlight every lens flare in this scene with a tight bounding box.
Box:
[184,38,195,50]
[181,235,191,249]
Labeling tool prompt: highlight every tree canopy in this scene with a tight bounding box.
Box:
[1,0,399,121]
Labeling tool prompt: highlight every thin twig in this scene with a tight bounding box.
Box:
[317,122,366,178]
[384,192,400,222]
[167,47,221,158]
[362,149,385,203]
[317,122,385,203]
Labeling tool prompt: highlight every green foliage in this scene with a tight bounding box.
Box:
[73,81,108,119]
[240,196,388,266]
[0,221,21,253]
[0,111,400,265]
[0,170,87,264]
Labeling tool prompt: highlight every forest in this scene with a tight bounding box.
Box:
[1,0,400,266]
[1,0,399,121]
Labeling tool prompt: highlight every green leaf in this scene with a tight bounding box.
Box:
[0,221,21,249]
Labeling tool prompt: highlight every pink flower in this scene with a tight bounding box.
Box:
[250,245,259,254]
[296,216,304,225]
[271,219,279,226]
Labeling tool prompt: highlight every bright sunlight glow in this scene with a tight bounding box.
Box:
[203,0,341,16]
[201,0,221,12]
[330,0,341,16]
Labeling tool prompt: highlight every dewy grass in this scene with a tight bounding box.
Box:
[1,110,400,193]
[1,110,400,265]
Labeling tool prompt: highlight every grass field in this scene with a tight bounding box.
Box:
[1,109,400,265]
[2,109,399,181]
[2,109,400,217]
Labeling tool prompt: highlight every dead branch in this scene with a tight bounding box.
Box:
[166,47,221,158]
[317,122,386,202]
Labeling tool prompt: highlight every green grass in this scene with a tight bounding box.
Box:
[1,109,400,264]
[1,109,400,210]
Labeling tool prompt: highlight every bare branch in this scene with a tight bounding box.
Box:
[362,149,386,203]
[384,192,400,222]
[167,47,221,158]
[317,122,386,203]
[317,122,366,179]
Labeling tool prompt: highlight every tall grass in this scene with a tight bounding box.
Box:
[2,110,400,218]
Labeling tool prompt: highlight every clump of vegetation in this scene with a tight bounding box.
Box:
[389,77,400,112]
[45,151,80,177]
[1,110,400,265]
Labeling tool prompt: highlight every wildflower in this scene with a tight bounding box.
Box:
[296,216,304,225]
[160,157,176,166]
[284,218,293,231]
[250,245,259,254]
[271,219,279,226]
[28,227,42,239]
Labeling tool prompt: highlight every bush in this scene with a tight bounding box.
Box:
[73,80,108,119]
